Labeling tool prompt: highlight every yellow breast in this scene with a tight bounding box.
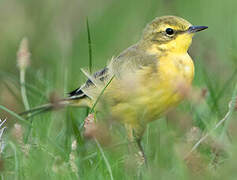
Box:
[147,53,194,120]
[132,52,195,122]
[158,53,194,84]
[110,52,194,125]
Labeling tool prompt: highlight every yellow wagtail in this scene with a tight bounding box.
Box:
[21,16,207,159]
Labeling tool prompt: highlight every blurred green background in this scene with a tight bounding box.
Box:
[0,0,236,179]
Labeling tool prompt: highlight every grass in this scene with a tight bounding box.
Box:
[0,0,237,179]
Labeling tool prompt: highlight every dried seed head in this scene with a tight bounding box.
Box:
[12,123,23,143]
[228,97,237,111]
[71,140,77,151]
[185,150,208,175]
[49,92,64,109]
[12,123,30,156]
[84,114,95,138]
[186,126,202,143]
[69,153,78,174]
[84,114,111,145]
[17,37,31,70]
[69,140,79,176]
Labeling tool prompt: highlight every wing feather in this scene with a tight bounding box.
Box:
[68,44,158,100]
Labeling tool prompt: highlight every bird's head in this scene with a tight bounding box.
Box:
[140,16,208,54]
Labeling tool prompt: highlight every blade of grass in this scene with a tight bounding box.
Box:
[185,82,237,159]
[20,69,33,142]
[90,75,114,114]
[20,68,33,143]
[78,75,114,134]
[9,141,19,180]
[216,69,237,100]
[0,70,47,101]
[70,110,85,146]
[221,83,237,136]
[0,105,31,126]
[200,62,221,116]
[86,18,93,74]
[81,71,114,180]
[95,139,114,180]
[2,80,22,103]
[20,69,30,112]
[86,18,93,116]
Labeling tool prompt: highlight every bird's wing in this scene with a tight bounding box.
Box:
[68,44,158,100]
[68,67,110,99]
[109,44,158,79]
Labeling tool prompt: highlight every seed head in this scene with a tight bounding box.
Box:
[17,37,31,70]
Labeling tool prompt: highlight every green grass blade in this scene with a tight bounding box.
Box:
[2,80,22,103]
[0,70,47,101]
[90,76,114,114]
[201,63,221,116]
[86,17,93,74]
[86,18,93,116]
[186,82,237,158]
[95,139,114,180]
[9,142,19,180]
[216,69,237,100]
[221,82,237,136]
[0,105,31,126]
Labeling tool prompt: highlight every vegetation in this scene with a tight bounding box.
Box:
[0,0,236,179]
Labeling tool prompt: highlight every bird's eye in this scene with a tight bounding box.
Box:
[165,28,174,35]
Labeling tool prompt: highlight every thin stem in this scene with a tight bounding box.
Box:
[20,69,30,111]
[95,139,114,180]
[86,18,93,116]
[90,76,114,114]
[80,76,114,129]
[185,83,237,159]
[20,68,33,143]
[221,83,237,136]
[0,105,31,126]
[9,142,19,180]
[86,18,92,74]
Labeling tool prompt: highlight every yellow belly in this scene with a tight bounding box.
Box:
[110,53,194,125]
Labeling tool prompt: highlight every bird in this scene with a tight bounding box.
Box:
[20,15,208,161]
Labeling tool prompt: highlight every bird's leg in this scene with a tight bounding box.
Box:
[125,124,136,154]
[125,124,146,166]
[135,137,147,165]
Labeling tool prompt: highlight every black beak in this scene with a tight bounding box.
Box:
[188,26,208,33]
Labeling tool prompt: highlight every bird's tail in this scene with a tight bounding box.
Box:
[19,98,73,118]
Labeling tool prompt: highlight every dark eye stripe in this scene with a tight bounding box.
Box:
[151,28,187,43]
[165,29,188,35]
